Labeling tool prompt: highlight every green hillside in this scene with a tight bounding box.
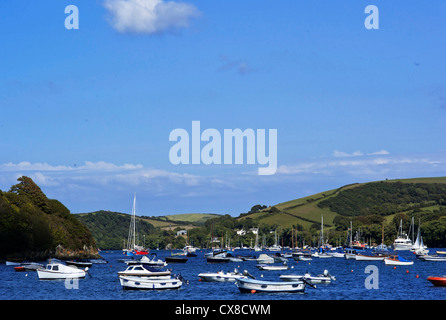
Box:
[75,177,446,250]
[239,177,446,247]
[159,213,220,225]
[0,176,99,260]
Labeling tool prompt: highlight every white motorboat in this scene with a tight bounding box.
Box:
[418,255,446,262]
[393,219,413,251]
[125,253,167,268]
[256,254,274,264]
[280,270,336,284]
[198,269,247,282]
[117,264,171,277]
[344,248,358,260]
[384,255,414,266]
[37,263,87,280]
[119,275,183,290]
[256,263,289,271]
[326,251,345,258]
[235,278,310,293]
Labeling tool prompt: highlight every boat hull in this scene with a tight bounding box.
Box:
[198,272,245,282]
[419,255,446,262]
[355,254,388,261]
[235,278,305,293]
[119,276,182,290]
[256,264,288,271]
[384,258,413,266]
[37,268,86,280]
[427,276,446,286]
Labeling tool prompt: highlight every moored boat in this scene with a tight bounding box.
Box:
[198,269,248,282]
[125,253,167,268]
[119,275,183,290]
[355,253,389,261]
[236,278,308,293]
[344,248,357,260]
[256,263,289,271]
[384,255,413,266]
[117,264,171,277]
[280,270,336,284]
[418,254,446,262]
[256,254,274,264]
[37,263,87,280]
[427,276,446,287]
[65,260,93,268]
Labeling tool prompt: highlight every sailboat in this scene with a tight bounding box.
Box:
[123,194,149,256]
[254,227,261,251]
[411,219,428,254]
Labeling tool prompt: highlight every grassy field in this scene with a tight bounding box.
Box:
[238,177,446,230]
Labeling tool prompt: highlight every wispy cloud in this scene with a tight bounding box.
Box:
[218,56,256,75]
[103,0,200,34]
[277,150,446,180]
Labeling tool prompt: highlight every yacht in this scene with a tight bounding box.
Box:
[393,219,413,251]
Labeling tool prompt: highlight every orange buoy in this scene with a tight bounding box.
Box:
[416,275,419,278]
[406,270,409,274]
[394,266,397,269]
[251,290,256,293]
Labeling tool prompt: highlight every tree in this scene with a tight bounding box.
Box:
[10,176,51,214]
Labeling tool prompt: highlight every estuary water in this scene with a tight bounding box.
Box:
[1,249,446,301]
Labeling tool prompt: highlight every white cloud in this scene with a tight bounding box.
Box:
[103,0,200,34]
[276,151,446,180]
[333,150,363,157]
[333,149,390,158]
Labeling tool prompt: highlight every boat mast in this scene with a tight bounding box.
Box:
[127,193,137,251]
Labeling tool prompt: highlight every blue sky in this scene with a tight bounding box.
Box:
[1,0,446,216]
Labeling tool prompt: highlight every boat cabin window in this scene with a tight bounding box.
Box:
[47,265,59,271]
[133,266,144,271]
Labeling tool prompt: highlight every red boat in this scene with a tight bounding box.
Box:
[134,250,149,255]
[427,276,446,287]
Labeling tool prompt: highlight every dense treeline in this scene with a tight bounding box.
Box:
[318,181,446,216]
[78,211,155,249]
[0,176,97,260]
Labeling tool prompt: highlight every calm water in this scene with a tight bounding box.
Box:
[1,249,446,301]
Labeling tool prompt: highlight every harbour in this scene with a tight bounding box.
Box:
[2,248,446,301]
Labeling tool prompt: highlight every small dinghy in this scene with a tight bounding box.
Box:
[384,255,414,266]
[427,276,446,287]
[235,277,313,293]
[14,266,25,272]
[37,263,87,280]
[119,275,183,290]
[198,269,248,282]
[280,270,336,284]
